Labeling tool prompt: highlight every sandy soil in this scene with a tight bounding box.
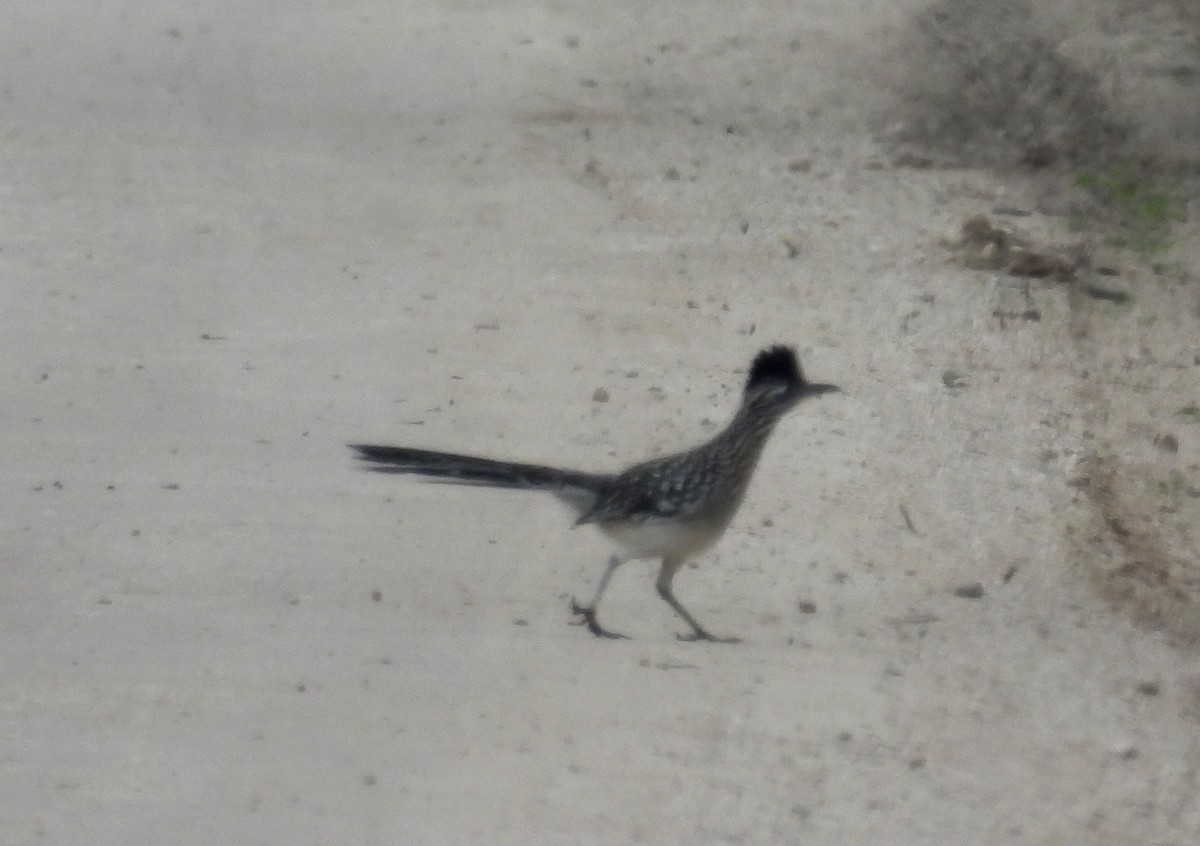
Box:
[3,1,1198,843]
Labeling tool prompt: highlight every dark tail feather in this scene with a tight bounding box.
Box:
[350,444,605,495]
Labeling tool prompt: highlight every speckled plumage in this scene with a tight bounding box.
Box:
[351,345,838,641]
[579,406,783,528]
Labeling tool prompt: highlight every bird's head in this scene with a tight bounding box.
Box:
[743,345,839,413]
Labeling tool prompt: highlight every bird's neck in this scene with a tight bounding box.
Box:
[713,399,788,463]
[731,396,788,435]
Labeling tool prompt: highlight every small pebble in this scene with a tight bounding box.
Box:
[954,582,984,599]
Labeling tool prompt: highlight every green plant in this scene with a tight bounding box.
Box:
[1073,163,1184,256]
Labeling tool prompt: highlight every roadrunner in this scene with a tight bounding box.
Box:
[351,345,838,642]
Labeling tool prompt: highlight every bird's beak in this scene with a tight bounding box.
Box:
[802,382,841,399]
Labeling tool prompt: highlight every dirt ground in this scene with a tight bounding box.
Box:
[3,1,1199,843]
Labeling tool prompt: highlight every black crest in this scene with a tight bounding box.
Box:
[746,345,803,391]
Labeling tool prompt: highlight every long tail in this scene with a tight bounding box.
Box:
[350,444,607,502]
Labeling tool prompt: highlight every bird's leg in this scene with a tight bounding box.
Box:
[570,554,629,639]
[656,556,741,644]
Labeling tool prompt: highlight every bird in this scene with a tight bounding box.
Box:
[351,345,838,642]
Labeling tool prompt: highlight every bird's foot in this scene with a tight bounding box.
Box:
[677,629,741,644]
[570,598,628,640]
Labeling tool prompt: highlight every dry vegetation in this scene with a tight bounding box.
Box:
[884,0,1200,640]
[885,0,1127,168]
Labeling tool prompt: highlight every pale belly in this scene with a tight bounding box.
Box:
[596,514,730,562]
